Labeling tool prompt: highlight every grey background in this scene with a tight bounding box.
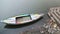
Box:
[0,0,60,20]
[0,0,60,34]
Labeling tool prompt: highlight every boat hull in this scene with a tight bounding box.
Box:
[1,14,44,25]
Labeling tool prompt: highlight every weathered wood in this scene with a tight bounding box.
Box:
[48,7,60,24]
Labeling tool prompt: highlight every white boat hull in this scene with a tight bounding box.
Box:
[1,14,44,25]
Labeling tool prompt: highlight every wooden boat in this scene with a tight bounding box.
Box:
[1,14,44,25]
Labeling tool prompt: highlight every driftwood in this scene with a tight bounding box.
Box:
[48,7,60,24]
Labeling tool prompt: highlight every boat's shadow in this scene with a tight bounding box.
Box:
[4,17,43,29]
